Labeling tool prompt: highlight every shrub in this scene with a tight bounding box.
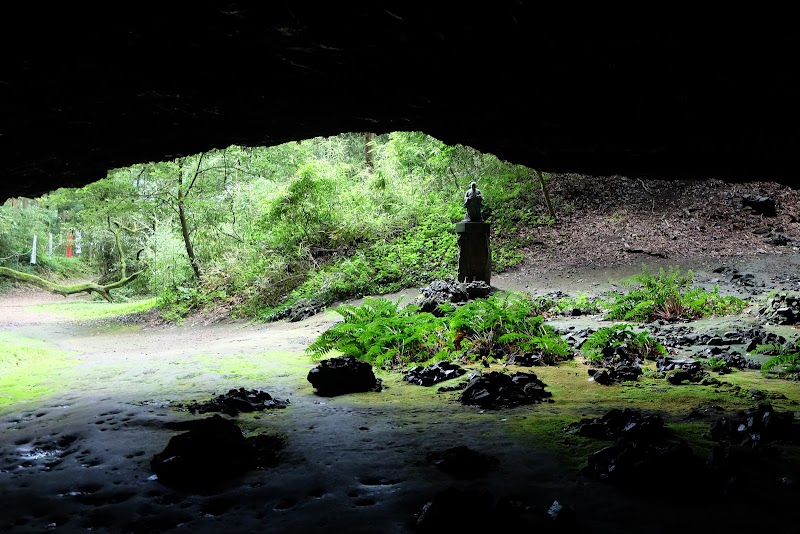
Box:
[449,293,569,364]
[604,265,746,322]
[306,297,449,369]
[306,291,573,369]
[755,343,800,378]
[157,284,223,322]
[581,323,666,363]
[706,356,729,373]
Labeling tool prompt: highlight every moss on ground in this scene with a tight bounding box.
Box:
[490,357,800,474]
[30,297,158,320]
[0,332,80,411]
[196,351,312,383]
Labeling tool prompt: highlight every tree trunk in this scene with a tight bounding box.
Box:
[365,132,375,173]
[112,222,127,278]
[178,201,202,280]
[0,267,141,302]
[534,169,556,221]
[177,156,204,280]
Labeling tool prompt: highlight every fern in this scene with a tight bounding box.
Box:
[761,353,800,377]
[752,342,786,356]
[604,265,746,322]
[305,296,448,368]
[497,329,571,364]
[308,290,574,369]
[582,323,665,363]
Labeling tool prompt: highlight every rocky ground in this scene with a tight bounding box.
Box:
[1,176,800,533]
[496,174,800,296]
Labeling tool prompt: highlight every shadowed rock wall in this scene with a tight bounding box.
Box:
[2,5,798,200]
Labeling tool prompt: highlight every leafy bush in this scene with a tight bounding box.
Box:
[552,292,604,315]
[603,265,746,322]
[157,284,224,322]
[450,293,571,364]
[256,204,461,320]
[30,255,93,282]
[761,353,800,377]
[581,324,666,363]
[706,356,729,373]
[755,343,800,377]
[306,291,572,369]
[306,297,449,368]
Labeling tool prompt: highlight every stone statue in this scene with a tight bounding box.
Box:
[463,181,483,222]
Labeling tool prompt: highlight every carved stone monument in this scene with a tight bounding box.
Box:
[455,181,491,284]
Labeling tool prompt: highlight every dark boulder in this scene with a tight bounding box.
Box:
[404,361,466,386]
[426,445,498,479]
[151,415,285,490]
[464,280,492,299]
[583,438,704,488]
[271,297,326,322]
[566,408,665,441]
[460,371,552,408]
[741,195,777,216]
[416,279,470,315]
[709,404,795,446]
[307,356,382,396]
[178,388,290,416]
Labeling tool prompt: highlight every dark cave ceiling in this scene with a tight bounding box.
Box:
[2,5,799,201]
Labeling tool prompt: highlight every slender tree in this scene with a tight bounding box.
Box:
[176,153,206,280]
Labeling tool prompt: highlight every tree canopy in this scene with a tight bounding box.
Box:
[2,132,557,320]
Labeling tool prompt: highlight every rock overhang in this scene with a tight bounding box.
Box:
[2,6,799,200]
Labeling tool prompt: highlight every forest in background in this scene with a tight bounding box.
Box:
[0,132,558,321]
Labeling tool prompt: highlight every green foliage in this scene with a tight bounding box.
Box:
[581,324,666,363]
[752,342,786,356]
[761,353,800,377]
[156,284,223,323]
[305,291,571,369]
[12,133,550,319]
[306,297,449,368]
[706,356,729,373]
[603,265,747,322]
[0,199,91,285]
[450,292,535,339]
[30,255,93,282]
[480,169,555,235]
[754,343,800,378]
[449,292,571,364]
[552,292,604,315]
[255,203,461,320]
[491,242,526,272]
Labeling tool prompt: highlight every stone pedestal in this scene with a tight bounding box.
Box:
[455,221,491,284]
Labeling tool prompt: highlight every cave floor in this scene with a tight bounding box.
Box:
[2,177,800,533]
[2,252,800,533]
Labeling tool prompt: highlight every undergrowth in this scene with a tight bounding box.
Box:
[754,342,800,379]
[306,291,572,369]
[306,297,449,368]
[581,323,666,363]
[603,265,746,322]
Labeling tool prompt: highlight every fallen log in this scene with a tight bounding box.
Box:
[0,267,141,302]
